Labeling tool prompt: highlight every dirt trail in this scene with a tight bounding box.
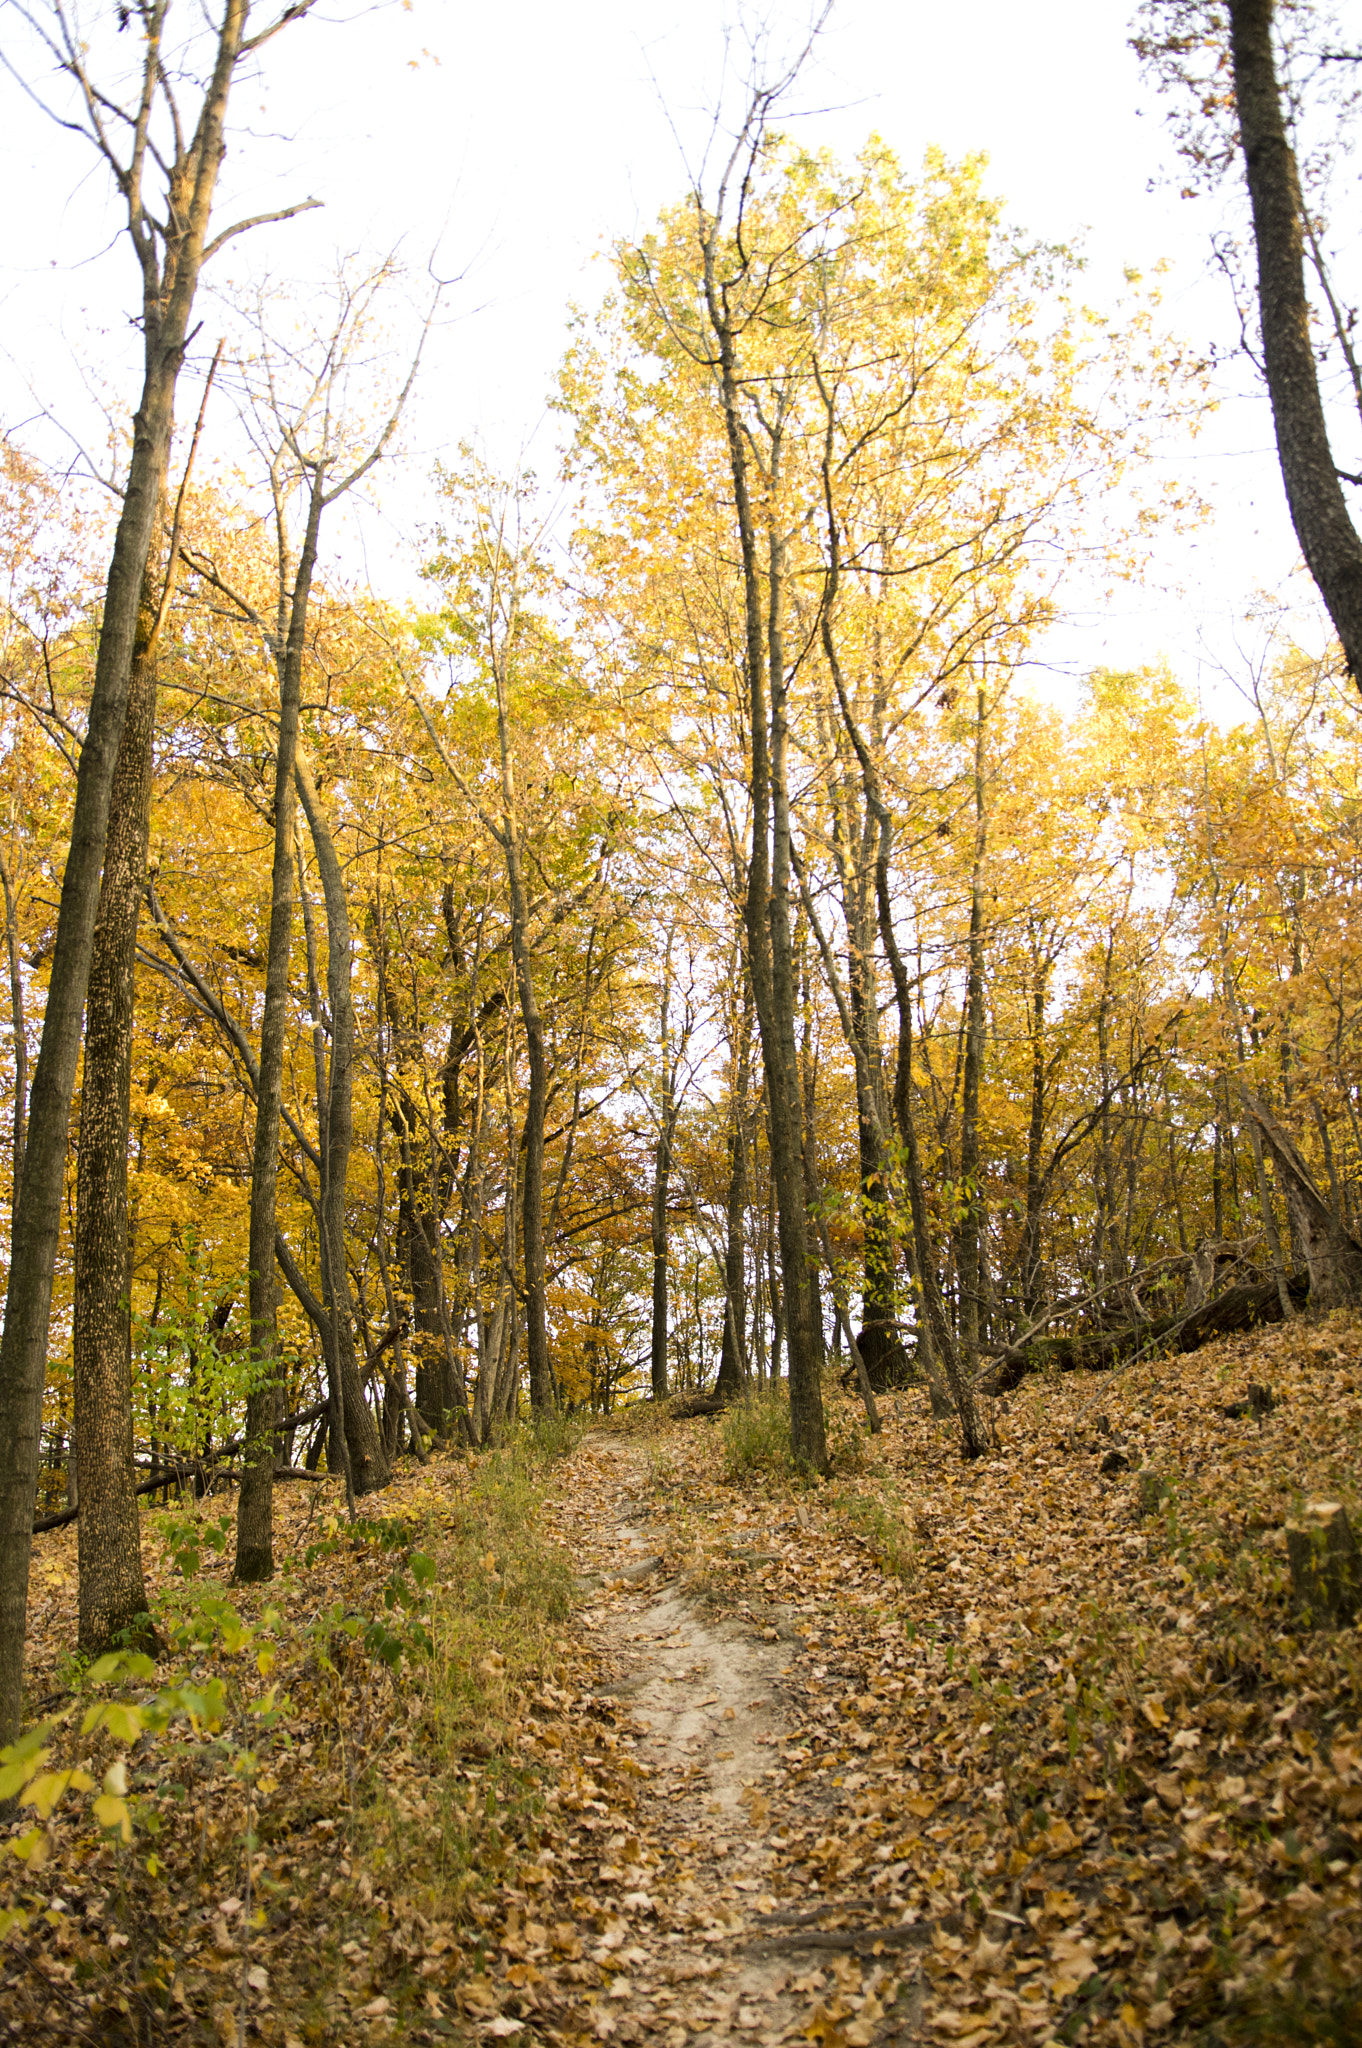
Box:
[555,1431,913,2048]
[532,1342,1362,2048]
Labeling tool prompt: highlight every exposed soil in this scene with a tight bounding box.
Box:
[537,1325,1362,2048]
[552,1431,915,2048]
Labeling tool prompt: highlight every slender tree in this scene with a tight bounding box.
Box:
[1229,0,1362,675]
[74,354,219,1653]
[181,263,433,1573]
[0,0,316,1742]
[1137,0,1362,675]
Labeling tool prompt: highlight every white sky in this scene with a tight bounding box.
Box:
[1,0,1354,711]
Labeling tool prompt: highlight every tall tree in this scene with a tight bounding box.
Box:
[0,0,315,1742]
[184,262,431,1571]
[1137,0,1362,675]
[1226,0,1362,675]
[622,63,839,1472]
[73,355,220,1650]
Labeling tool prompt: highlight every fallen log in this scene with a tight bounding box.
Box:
[34,1461,337,1533]
[666,1394,729,1419]
[32,1398,336,1535]
[981,1273,1310,1394]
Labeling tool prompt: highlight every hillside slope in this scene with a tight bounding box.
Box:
[3,1314,1361,2046]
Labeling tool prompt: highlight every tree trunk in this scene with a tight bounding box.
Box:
[649,967,675,1402]
[1020,945,1049,1323]
[698,231,826,1470]
[0,850,27,1228]
[1240,1087,1362,1308]
[845,873,896,1386]
[1245,1107,1295,1319]
[493,648,552,1415]
[649,1119,675,1400]
[765,1162,784,1386]
[876,819,987,1456]
[294,756,389,1495]
[73,559,159,1655]
[815,439,982,1451]
[234,474,322,1580]
[955,687,989,1358]
[764,506,828,1468]
[797,923,827,1349]
[1228,0,1362,678]
[401,1183,452,1428]
[0,0,250,1736]
[715,979,752,1402]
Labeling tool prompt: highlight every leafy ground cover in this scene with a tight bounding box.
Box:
[1,1437,582,2043]
[4,1314,1362,2046]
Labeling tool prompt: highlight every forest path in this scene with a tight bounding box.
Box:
[547,1426,918,2048]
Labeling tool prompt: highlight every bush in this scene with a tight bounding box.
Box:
[721,1391,793,1481]
[360,1444,575,1912]
[524,1407,585,1465]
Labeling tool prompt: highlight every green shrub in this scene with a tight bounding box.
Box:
[360,1444,574,1913]
[524,1407,586,1465]
[721,1391,793,1481]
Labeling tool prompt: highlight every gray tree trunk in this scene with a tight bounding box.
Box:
[1240,1087,1362,1309]
[699,238,826,1471]
[294,757,390,1495]
[649,963,678,1403]
[715,981,752,1402]
[955,688,990,1358]
[234,474,322,1580]
[73,560,159,1653]
[493,651,553,1415]
[0,0,251,1740]
[1228,0,1362,677]
[0,852,27,1229]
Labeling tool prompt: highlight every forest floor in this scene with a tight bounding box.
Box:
[4,1310,1362,2047]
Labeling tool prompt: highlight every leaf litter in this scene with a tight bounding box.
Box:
[4,1310,1362,2045]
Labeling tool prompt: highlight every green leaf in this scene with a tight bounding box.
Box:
[81,1701,145,1743]
[92,1793,133,1843]
[27,1769,94,1819]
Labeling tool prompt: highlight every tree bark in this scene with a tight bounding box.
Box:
[1228,0,1362,677]
[876,820,987,1456]
[72,558,161,1654]
[0,851,27,1230]
[815,491,984,1455]
[763,503,828,1468]
[234,471,322,1580]
[1239,1086,1362,1309]
[844,858,896,1385]
[493,640,553,1415]
[294,756,389,1494]
[649,1112,676,1402]
[955,686,990,1357]
[715,978,752,1402]
[1019,940,1049,1323]
[699,231,826,1472]
[0,0,251,1740]
[649,963,675,1402]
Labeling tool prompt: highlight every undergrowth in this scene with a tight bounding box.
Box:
[721,1384,879,1485]
[0,1436,577,2041]
[721,1389,793,1481]
[833,1484,917,1583]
